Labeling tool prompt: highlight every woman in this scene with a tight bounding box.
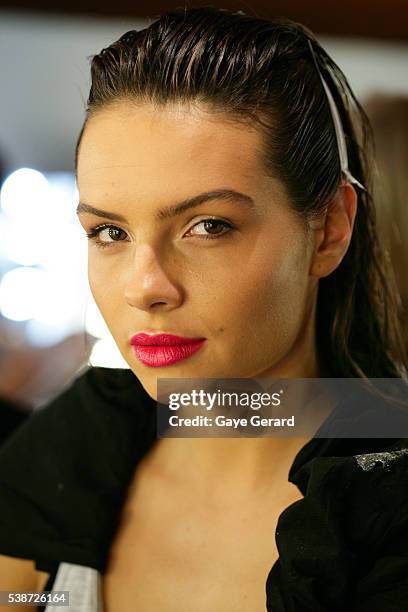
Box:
[0,6,407,611]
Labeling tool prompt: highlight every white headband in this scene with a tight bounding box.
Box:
[307,39,366,192]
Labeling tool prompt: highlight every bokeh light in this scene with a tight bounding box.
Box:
[0,167,129,367]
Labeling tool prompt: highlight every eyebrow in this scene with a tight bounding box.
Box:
[75,188,255,222]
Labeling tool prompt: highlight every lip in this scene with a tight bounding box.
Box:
[130,333,206,367]
[130,333,205,346]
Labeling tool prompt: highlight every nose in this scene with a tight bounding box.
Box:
[123,243,183,312]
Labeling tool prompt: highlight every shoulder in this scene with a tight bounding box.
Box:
[0,366,156,573]
[0,365,153,456]
[267,437,408,611]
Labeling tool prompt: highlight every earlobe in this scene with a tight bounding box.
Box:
[309,182,357,279]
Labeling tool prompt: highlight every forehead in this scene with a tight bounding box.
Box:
[76,101,269,200]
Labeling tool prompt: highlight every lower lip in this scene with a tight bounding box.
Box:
[131,339,206,367]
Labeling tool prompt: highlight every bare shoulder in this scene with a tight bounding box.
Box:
[0,555,50,612]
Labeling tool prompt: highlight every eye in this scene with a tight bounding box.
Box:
[184,218,234,240]
[84,217,234,250]
[85,223,129,249]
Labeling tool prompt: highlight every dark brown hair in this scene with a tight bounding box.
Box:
[75,6,407,378]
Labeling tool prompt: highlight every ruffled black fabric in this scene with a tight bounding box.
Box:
[0,366,157,572]
[267,384,408,611]
[0,367,407,611]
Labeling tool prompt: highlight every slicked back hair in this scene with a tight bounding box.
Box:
[75,6,407,378]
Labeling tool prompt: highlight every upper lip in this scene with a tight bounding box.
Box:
[130,332,206,346]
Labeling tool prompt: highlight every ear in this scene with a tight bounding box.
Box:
[309,182,358,278]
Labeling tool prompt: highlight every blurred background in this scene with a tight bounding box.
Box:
[0,1,407,433]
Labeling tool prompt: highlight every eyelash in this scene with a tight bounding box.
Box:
[84,218,235,250]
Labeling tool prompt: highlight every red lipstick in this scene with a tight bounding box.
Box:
[130,333,206,367]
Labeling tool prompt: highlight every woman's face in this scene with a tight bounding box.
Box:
[76,101,319,399]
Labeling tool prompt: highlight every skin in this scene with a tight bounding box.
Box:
[76,99,357,484]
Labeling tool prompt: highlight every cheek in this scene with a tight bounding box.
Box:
[215,230,311,360]
[217,225,308,307]
[238,251,304,323]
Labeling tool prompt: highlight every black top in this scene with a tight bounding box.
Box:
[0,366,407,611]
[0,395,31,446]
